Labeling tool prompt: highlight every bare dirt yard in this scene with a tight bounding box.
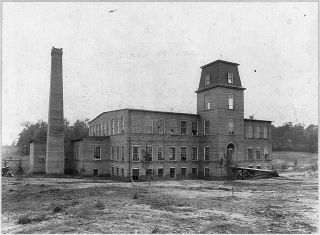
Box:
[2,152,318,234]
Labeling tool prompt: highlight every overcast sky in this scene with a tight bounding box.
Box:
[2,2,318,145]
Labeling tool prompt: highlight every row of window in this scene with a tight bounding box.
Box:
[247,146,269,160]
[132,145,209,162]
[204,73,234,86]
[89,117,125,136]
[111,146,125,161]
[204,93,234,110]
[245,125,270,139]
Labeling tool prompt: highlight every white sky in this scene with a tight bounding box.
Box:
[2,2,318,145]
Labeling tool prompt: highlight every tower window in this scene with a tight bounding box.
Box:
[204,120,210,135]
[228,119,235,135]
[205,74,211,85]
[204,94,211,110]
[228,94,234,109]
[228,73,233,84]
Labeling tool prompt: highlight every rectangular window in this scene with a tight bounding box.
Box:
[121,117,124,133]
[228,119,235,135]
[146,145,153,161]
[181,168,187,178]
[104,122,108,135]
[168,119,177,134]
[180,121,187,135]
[204,120,210,135]
[256,147,261,160]
[169,147,176,161]
[204,167,210,176]
[180,147,187,161]
[264,147,269,160]
[158,146,164,161]
[132,116,141,133]
[204,94,211,110]
[248,165,253,169]
[264,126,268,139]
[111,146,115,160]
[248,147,253,160]
[146,117,153,134]
[228,73,233,84]
[205,74,211,85]
[93,146,101,160]
[111,120,114,135]
[228,94,234,109]
[158,119,165,134]
[255,126,261,138]
[117,119,120,134]
[192,167,198,176]
[204,146,209,161]
[257,165,262,169]
[116,167,119,177]
[121,146,125,161]
[158,168,164,178]
[93,168,98,176]
[192,122,198,135]
[111,166,114,176]
[247,125,253,138]
[108,121,111,135]
[132,168,139,181]
[116,146,120,161]
[170,168,176,179]
[132,145,140,162]
[121,168,124,178]
[192,147,198,161]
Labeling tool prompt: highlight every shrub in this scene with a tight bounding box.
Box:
[17,216,31,224]
[133,191,139,199]
[53,205,63,213]
[151,226,160,234]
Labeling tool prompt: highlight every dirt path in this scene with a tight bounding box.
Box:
[1,171,318,233]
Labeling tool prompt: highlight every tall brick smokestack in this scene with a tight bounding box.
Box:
[46,47,64,174]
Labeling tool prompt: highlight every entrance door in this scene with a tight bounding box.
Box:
[226,143,236,166]
[132,169,139,181]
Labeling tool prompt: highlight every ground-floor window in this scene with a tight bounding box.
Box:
[170,168,175,179]
[93,168,98,176]
[181,168,187,178]
[256,147,261,160]
[132,168,139,181]
[111,166,114,176]
[204,167,210,176]
[248,165,253,168]
[192,167,198,176]
[248,147,253,160]
[264,147,269,160]
[256,165,261,169]
[158,168,164,178]
[116,166,119,176]
[121,168,124,178]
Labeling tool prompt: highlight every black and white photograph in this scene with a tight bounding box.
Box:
[1,1,318,234]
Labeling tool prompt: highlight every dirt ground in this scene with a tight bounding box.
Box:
[1,167,318,234]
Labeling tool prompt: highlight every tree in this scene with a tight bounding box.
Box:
[141,145,154,192]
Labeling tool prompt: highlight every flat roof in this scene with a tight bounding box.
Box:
[244,118,273,123]
[89,108,199,123]
[201,60,240,69]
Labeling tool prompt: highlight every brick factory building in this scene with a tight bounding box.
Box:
[73,60,272,180]
[29,48,272,180]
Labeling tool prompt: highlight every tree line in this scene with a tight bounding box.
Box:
[271,122,318,153]
[15,119,318,154]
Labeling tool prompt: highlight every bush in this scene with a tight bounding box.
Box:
[17,216,31,224]
[151,226,160,234]
[133,191,139,199]
[95,200,106,210]
[53,205,63,213]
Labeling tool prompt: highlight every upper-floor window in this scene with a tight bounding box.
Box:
[132,116,141,133]
[192,122,198,136]
[168,119,177,134]
[263,126,268,139]
[228,119,235,135]
[117,119,120,134]
[248,147,253,160]
[121,117,124,133]
[228,73,233,84]
[247,125,253,138]
[169,147,176,161]
[256,147,261,160]
[180,121,187,135]
[116,146,120,161]
[181,146,187,161]
[204,120,210,135]
[111,120,115,135]
[158,119,165,134]
[228,94,234,109]
[204,146,209,161]
[146,145,153,161]
[121,146,125,161]
[255,126,261,138]
[192,147,198,161]
[158,146,164,161]
[132,145,140,162]
[108,121,111,135]
[205,74,211,85]
[146,117,153,134]
[204,94,211,110]
[93,146,101,160]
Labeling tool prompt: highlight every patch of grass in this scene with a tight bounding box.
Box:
[17,214,48,224]
[95,200,106,210]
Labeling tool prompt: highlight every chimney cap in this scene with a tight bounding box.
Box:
[51,47,63,55]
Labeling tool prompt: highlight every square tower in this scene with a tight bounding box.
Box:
[196,60,246,176]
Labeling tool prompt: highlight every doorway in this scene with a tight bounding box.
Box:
[226,143,236,166]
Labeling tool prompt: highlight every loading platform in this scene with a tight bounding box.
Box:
[230,166,279,180]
